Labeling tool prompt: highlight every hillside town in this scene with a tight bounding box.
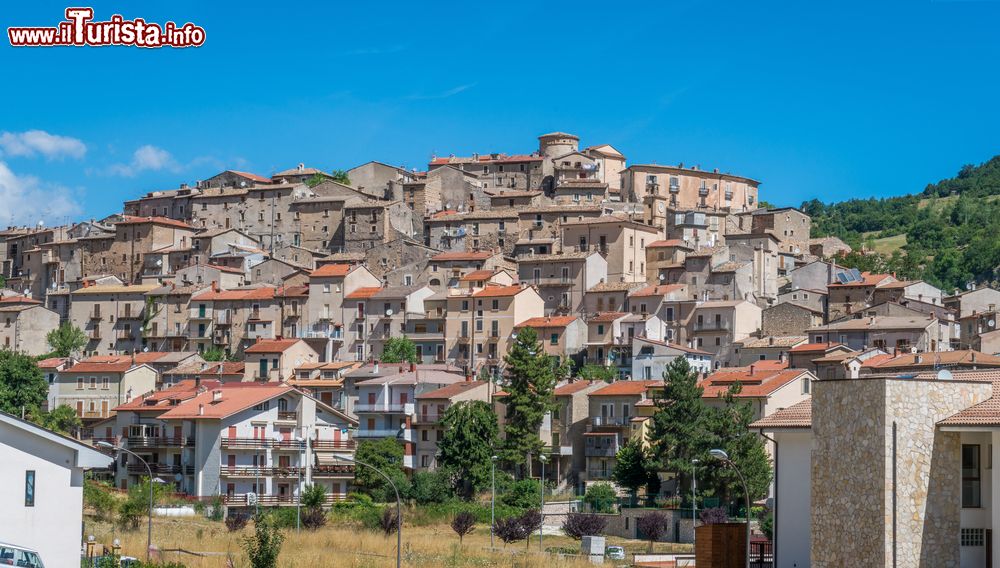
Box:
[8,131,1000,567]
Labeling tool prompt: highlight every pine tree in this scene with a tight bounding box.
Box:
[438,400,500,497]
[702,383,772,505]
[611,439,649,501]
[646,356,709,499]
[499,327,556,475]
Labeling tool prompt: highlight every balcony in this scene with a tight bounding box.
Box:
[355,403,409,413]
[189,310,212,321]
[312,464,355,477]
[126,463,193,476]
[126,436,193,449]
[669,184,680,194]
[215,311,232,326]
[585,445,619,458]
[355,429,406,438]
[311,440,356,451]
[276,411,298,422]
[587,469,612,480]
[698,187,709,197]
[546,445,574,455]
[89,311,103,321]
[591,416,629,428]
[531,277,573,287]
[220,466,302,478]
[81,410,105,419]
[413,412,443,424]
[116,331,134,341]
[189,331,211,340]
[645,182,659,193]
[221,437,274,450]
[693,322,731,332]
[88,331,101,341]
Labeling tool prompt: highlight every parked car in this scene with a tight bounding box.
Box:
[0,542,45,568]
[606,545,626,560]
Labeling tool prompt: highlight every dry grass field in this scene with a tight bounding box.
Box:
[83,513,690,567]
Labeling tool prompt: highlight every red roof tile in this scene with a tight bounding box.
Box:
[345,287,383,300]
[750,398,812,429]
[37,357,70,369]
[227,170,272,183]
[515,316,578,329]
[591,380,664,396]
[158,383,293,420]
[310,264,354,277]
[192,287,277,301]
[415,381,488,399]
[0,295,41,305]
[630,284,685,298]
[588,312,629,323]
[244,339,301,353]
[472,285,526,298]
[554,380,600,396]
[646,239,692,249]
[788,342,844,353]
[700,369,809,398]
[827,272,894,288]
[460,270,496,282]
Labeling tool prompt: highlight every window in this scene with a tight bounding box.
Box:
[550,333,559,345]
[102,377,110,390]
[963,444,982,508]
[24,470,35,507]
[961,528,985,547]
[76,377,84,389]
[801,377,811,394]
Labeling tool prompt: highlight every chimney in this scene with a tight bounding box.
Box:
[297,163,305,172]
[915,355,922,365]
[211,280,219,293]
[410,362,416,372]
[749,363,756,375]
[972,352,977,363]
[195,376,201,389]
[768,336,775,346]
[212,389,223,402]
[373,360,380,374]
[198,404,205,416]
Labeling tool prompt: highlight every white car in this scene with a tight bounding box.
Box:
[0,543,45,568]
[606,545,626,560]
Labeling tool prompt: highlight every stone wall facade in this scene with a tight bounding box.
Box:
[811,377,991,567]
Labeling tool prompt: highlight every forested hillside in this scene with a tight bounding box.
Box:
[802,156,1000,293]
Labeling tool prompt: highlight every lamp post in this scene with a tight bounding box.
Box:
[710,449,750,568]
[490,455,499,548]
[334,455,402,568]
[539,454,548,552]
[692,458,699,545]
[98,442,164,562]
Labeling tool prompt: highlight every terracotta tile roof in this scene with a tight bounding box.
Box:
[191,263,245,274]
[473,285,526,298]
[554,380,601,396]
[158,383,293,420]
[858,353,896,368]
[431,251,494,262]
[64,360,134,373]
[646,239,693,249]
[192,287,277,301]
[866,350,1000,369]
[591,380,664,396]
[788,342,844,353]
[460,270,496,282]
[276,285,309,298]
[750,398,812,429]
[634,336,712,355]
[0,295,41,305]
[630,284,685,298]
[37,357,70,369]
[736,336,808,349]
[515,316,578,329]
[244,339,301,353]
[827,271,894,288]
[72,284,160,295]
[193,362,245,376]
[117,215,195,230]
[273,166,323,177]
[310,263,354,277]
[588,281,647,293]
[227,170,272,183]
[588,311,629,323]
[345,287,383,300]
[808,316,936,332]
[114,380,222,412]
[415,380,488,399]
[700,368,808,399]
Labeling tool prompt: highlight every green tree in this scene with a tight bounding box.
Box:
[0,349,48,415]
[500,479,541,510]
[646,357,709,498]
[300,483,327,509]
[576,364,618,382]
[242,512,285,568]
[437,400,500,498]
[45,322,87,357]
[37,404,82,434]
[702,384,772,505]
[611,439,651,500]
[330,170,352,185]
[583,483,617,514]
[408,470,453,504]
[201,347,231,362]
[499,327,556,474]
[304,173,326,188]
[381,336,417,364]
[354,438,410,502]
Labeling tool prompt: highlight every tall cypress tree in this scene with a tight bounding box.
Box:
[499,327,556,476]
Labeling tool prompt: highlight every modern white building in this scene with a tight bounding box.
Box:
[631,336,713,378]
[0,411,112,568]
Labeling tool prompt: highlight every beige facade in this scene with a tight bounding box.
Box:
[518,252,607,314]
[444,285,544,374]
[0,301,60,355]
[623,164,759,212]
[69,283,159,355]
[689,300,762,367]
[561,217,661,284]
[53,361,157,423]
[243,339,320,382]
[304,264,381,361]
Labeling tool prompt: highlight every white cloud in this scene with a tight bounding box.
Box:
[0,130,87,160]
[105,145,177,177]
[0,161,81,226]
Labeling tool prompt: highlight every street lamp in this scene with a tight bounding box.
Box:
[539,454,548,552]
[98,441,166,562]
[692,458,700,549]
[333,454,402,568]
[490,455,499,548]
[709,449,750,568]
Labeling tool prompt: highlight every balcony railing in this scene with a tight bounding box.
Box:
[221,438,274,449]
[126,463,193,476]
[90,311,103,320]
[126,436,193,448]
[355,429,405,438]
[413,412,443,424]
[221,494,348,507]
[276,411,298,422]
[312,465,355,477]
[189,310,212,320]
[591,416,628,427]
[355,403,408,413]
[220,466,303,477]
[693,322,731,332]
[585,446,619,458]
[311,440,356,451]
[587,469,612,479]
[215,311,232,326]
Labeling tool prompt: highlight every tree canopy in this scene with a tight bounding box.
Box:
[46,322,86,358]
[0,349,48,415]
[381,336,418,364]
[354,438,410,502]
[437,400,500,497]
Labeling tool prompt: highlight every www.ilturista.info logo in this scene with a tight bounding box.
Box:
[8,8,205,48]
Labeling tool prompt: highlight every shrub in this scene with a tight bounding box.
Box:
[636,512,669,552]
[242,513,284,568]
[225,514,249,532]
[450,511,476,544]
[301,507,327,530]
[493,516,529,547]
[379,507,400,536]
[84,479,117,522]
[760,510,774,541]
[500,479,541,510]
[519,509,542,535]
[561,513,607,540]
[699,507,729,525]
[300,484,327,509]
[117,499,145,531]
[207,495,224,522]
[583,483,617,514]
[408,470,453,505]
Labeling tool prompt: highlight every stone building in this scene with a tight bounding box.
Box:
[560,215,661,284]
[424,209,520,255]
[762,301,825,337]
[343,200,416,253]
[623,163,759,212]
[0,296,59,355]
[347,161,416,200]
[69,283,159,355]
[517,251,607,314]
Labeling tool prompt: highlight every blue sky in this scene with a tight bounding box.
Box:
[2,0,1000,225]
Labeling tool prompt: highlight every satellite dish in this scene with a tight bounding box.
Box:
[990,320,996,328]
[658,274,666,282]
[385,308,394,317]
[937,369,953,381]
[155,259,163,267]
[143,347,149,352]
[173,473,183,482]
[37,220,44,228]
